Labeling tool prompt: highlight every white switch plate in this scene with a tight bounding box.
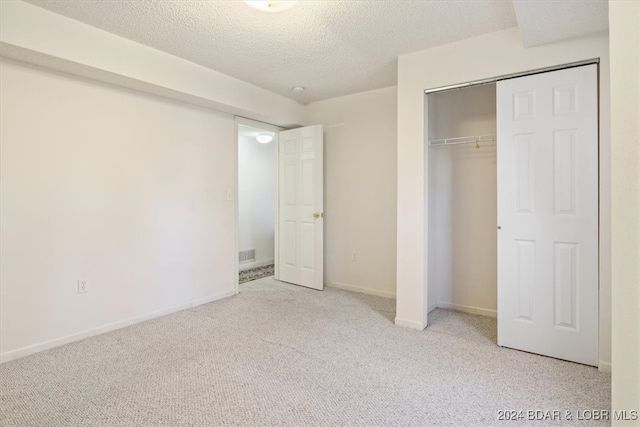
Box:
[78,278,88,294]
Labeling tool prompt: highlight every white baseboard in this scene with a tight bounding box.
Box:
[598,360,611,373]
[325,281,396,299]
[192,290,235,307]
[0,289,235,364]
[239,258,274,271]
[428,301,438,313]
[394,316,426,330]
[435,301,497,318]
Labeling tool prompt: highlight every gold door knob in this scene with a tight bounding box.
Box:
[313,212,323,218]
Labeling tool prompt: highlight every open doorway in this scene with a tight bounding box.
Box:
[237,121,278,285]
[234,117,324,293]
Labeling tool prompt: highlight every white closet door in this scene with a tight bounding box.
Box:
[278,125,324,290]
[497,64,598,366]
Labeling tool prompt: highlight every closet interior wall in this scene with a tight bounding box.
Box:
[427,83,498,316]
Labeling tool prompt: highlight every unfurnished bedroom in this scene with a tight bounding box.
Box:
[0,1,638,426]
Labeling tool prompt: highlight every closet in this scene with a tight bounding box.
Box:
[427,83,498,318]
[425,63,599,366]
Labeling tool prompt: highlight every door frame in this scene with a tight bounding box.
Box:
[423,58,599,94]
[234,116,283,295]
[423,59,603,364]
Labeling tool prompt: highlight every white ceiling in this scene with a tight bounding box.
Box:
[23,1,608,104]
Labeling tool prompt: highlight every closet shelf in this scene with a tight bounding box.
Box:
[429,134,496,147]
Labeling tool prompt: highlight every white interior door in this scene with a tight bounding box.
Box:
[497,64,598,366]
[277,125,324,290]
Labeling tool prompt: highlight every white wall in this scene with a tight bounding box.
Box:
[0,1,305,127]
[427,84,497,316]
[609,0,640,420]
[238,127,276,270]
[304,87,397,298]
[396,28,612,369]
[0,59,236,361]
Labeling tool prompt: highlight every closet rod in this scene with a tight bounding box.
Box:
[429,134,496,147]
[424,58,599,95]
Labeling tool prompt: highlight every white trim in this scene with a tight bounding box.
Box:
[424,58,599,94]
[325,281,396,299]
[435,301,497,318]
[234,119,240,295]
[238,258,275,271]
[0,290,235,364]
[428,301,438,313]
[191,290,235,307]
[394,316,426,330]
[273,130,280,282]
[598,360,612,373]
[235,116,284,133]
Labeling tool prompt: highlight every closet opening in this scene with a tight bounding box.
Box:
[425,63,600,366]
[426,83,498,324]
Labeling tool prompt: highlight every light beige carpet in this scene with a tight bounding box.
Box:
[0,277,610,426]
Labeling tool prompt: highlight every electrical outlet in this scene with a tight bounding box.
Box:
[352,252,358,261]
[78,279,88,294]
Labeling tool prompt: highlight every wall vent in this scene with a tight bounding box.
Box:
[239,249,256,263]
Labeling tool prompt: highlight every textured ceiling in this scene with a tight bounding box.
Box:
[513,0,608,47]
[20,1,609,104]
[23,0,517,104]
